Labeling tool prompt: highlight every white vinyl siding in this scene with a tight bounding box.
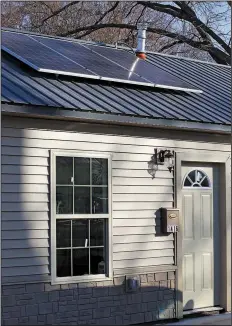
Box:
[1,116,231,284]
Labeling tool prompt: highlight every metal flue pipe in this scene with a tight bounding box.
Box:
[135,23,148,60]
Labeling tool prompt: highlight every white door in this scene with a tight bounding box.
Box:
[181,164,219,310]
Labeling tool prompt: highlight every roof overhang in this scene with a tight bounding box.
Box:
[2,103,231,135]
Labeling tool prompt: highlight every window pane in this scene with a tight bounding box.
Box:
[188,170,195,183]
[92,158,108,185]
[90,248,105,274]
[92,187,108,214]
[74,187,90,214]
[56,220,71,248]
[184,178,192,187]
[196,171,204,183]
[72,220,88,247]
[56,157,73,185]
[90,219,104,246]
[73,249,89,276]
[74,157,90,185]
[57,249,71,277]
[56,186,73,214]
[201,178,210,187]
[193,184,200,187]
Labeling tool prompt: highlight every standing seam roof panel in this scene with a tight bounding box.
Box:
[147,56,230,102]
[76,82,138,115]
[147,55,230,92]
[147,58,231,114]
[1,35,231,126]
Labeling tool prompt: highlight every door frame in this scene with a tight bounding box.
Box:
[175,152,231,319]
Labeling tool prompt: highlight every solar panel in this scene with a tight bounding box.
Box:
[2,31,153,87]
[2,30,202,93]
[86,44,200,92]
[32,35,152,86]
[2,31,98,79]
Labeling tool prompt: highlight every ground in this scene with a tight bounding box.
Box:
[135,312,231,326]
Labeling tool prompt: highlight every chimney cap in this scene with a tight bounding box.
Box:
[136,52,146,60]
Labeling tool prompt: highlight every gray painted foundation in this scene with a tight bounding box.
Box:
[2,271,176,325]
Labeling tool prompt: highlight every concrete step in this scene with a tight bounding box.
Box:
[183,306,223,316]
[162,312,231,326]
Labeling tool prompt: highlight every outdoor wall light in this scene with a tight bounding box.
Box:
[147,149,175,178]
[147,149,159,179]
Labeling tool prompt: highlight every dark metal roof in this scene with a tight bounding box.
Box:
[1,30,231,127]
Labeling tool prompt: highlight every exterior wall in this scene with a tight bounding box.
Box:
[2,271,175,325]
[1,117,179,284]
[1,116,231,325]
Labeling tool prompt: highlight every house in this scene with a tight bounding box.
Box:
[1,27,231,326]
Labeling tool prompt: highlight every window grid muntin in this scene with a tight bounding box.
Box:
[57,246,104,250]
[88,219,91,274]
[71,217,73,276]
[55,155,108,276]
[56,185,108,187]
[56,215,109,219]
[90,159,92,216]
[56,156,108,215]
[183,169,211,189]
[56,218,106,277]
[72,157,74,218]
[52,151,112,283]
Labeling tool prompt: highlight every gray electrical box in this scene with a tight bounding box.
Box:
[161,208,180,233]
[125,275,140,292]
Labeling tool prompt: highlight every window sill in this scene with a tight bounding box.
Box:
[51,274,113,285]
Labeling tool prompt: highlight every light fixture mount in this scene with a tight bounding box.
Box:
[147,148,175,178]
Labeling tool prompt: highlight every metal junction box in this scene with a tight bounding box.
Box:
[160,208,180,233]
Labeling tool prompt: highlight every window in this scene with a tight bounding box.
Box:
[51,152,112,283]
[183,169,211,188]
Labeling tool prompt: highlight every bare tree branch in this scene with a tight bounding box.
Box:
[58,23,212,49]
[174,1,212,42]
[39,2,53,14]
[137,2,183,19]
[2,1,230,64]
[58,22,230,64]
[174,1,230,53]
[138,1,230,55]
[33,1,79,29]
[94,2,119,26]
[135,6,146,25]
[126,3,140,18]
[159,40,184,52]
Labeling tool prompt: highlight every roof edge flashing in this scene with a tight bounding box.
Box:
[2,103,230,135]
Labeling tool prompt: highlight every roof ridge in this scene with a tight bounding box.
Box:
[1,27,103,46]
[146,51,231,67]
[2,27,231,68]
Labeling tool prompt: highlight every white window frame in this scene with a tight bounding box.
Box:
[50,150,113,284]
